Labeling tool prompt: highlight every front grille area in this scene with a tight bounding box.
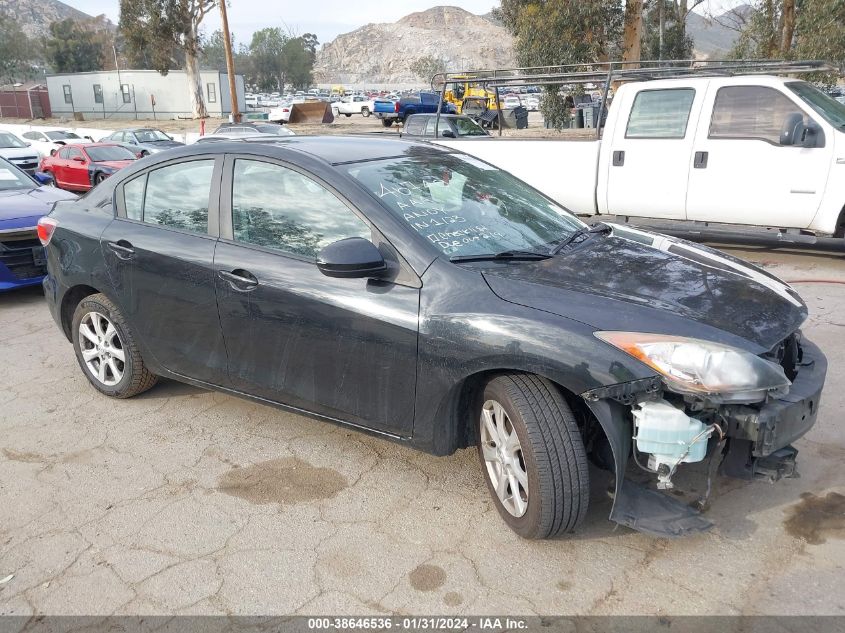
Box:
[8,156,39,174]
[0,229,46,280]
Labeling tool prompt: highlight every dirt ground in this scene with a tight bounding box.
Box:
[0,245,843,616]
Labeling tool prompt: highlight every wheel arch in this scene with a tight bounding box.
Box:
[430,367,617,465]
[59,284,106,342]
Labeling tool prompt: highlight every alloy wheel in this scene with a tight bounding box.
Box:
[78,311,125,386]
[480,399,529,517]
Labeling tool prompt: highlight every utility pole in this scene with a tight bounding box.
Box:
[219,0,241,122]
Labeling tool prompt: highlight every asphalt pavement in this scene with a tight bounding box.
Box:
[0,246,843,616]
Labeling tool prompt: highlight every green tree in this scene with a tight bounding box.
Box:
[496,0,625,129]
[641,0,693,60]
[282,34,319,90]
[119,0,216,118]
[409,55,449,83]
[794,0,844,71]
[249,27,287,91]
[45,19,106,73]
[200,29,232,70]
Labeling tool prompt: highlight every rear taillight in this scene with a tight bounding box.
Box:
[394,101,400,113]
[37,216,58,246]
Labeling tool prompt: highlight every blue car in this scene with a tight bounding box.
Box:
[0,158,77,292]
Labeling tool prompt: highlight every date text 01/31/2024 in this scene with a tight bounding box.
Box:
[306,617,528,630]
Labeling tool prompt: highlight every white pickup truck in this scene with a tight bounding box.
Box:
[443,75,845,237]
[332,95,374,118]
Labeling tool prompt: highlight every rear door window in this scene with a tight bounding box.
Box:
[626,88,696,138]
[119,160,215,233]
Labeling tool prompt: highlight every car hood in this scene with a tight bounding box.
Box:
[0,186,77,225]
[0,147,38,159]
[480,225,806,353]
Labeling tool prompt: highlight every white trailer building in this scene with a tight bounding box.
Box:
[46,69,245,120]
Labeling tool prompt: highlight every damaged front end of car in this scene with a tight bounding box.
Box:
[580,330,826,538]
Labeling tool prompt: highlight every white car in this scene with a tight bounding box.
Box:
[331,95,375,117]
[525,96,540,111]
[20,129,93,157]
[268,103,293,122]
[0,130,41,175]
[502,95,522,109]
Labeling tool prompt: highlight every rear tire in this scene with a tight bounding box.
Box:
[71,293,158,399]
[362,107,370,117]
[94,172,107,185]
[382,118,394,128]
[477,374,589,539]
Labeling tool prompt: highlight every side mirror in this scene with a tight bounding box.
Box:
[780,113,806,146]
[316,237,387,279]
[441,129,456,138]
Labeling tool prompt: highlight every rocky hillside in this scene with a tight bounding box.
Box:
[314,6,515,86]
[0,0,103,38]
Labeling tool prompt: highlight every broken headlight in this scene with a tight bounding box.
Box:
[595,332,790,400]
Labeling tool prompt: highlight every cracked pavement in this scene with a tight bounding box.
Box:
[1,247,844,616]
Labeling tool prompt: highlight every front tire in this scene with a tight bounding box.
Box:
[477,374,589,539]
[71,293,158,398]
[94,172,108,185]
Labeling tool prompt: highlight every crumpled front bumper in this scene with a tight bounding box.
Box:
[720,338,826,480]
[584,337,827,538]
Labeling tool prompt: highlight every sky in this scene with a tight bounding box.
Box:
[64,0,500,47]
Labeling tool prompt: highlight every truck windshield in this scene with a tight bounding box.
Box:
[787,81,845,129]
[345,152,584,258]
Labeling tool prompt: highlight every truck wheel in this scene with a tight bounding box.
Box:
[382,119,394,128]
[477,374,589,539]
[362,107,370,117]
[71,293,158,399]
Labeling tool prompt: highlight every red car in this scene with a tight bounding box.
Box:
[40,143,137,192]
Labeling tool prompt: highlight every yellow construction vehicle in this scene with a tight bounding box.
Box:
[330,85,346,98]
[443,76,501,115]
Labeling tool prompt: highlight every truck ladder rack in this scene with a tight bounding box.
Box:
[430,59,838,137]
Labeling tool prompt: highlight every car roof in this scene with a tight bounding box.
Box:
[164,135,454,166]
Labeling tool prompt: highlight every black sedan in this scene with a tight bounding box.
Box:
[40,137,826,539]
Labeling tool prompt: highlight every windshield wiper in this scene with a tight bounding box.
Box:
[449,249,552,263]
[549,222,613,255]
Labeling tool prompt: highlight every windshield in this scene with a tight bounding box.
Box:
[454,118,487,137]
[0,159,34,191]
[345,152,583,258]
[135,129,172,142]
[787,81,845,129]
[86,145,137,162]
[46,131,81,140]
[0,132,27,149]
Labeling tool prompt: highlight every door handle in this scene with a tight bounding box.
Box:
[218,269,258,291]
[106,240,135,260]
[612,150,625,167]
[693,151,709,169]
